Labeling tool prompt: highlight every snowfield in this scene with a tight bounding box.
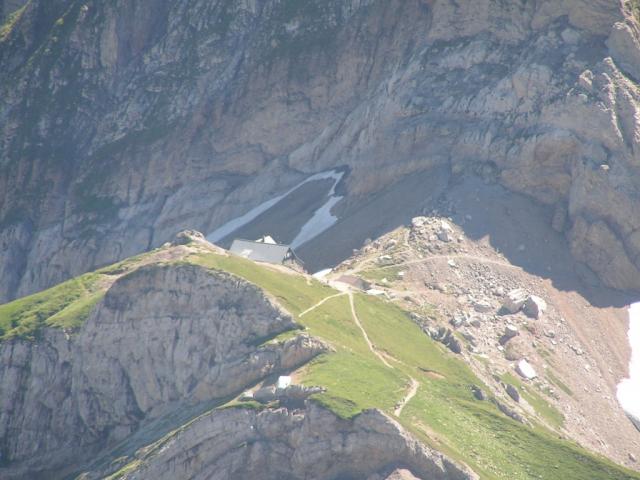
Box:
[207,170,344,246]
[617,302,640,428]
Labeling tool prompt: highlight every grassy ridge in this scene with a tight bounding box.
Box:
[0,272,103,340]
[0,251,150,341]
[190,251,640,480]
[2,248,638,479]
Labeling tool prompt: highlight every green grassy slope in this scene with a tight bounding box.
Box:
[2,247,638,479]
[189,251,640,480]
[0,251,150,341]
[0,271,103,340]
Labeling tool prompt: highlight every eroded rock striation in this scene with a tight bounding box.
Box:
[80,404,476,480]
[1,0,640,301]
[0,263,326,478]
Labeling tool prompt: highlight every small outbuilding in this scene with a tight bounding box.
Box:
[230,237,304,270]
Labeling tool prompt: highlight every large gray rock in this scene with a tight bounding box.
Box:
[505,384,521,403]
[499,324,519,345]
[523,295,547,319]
[607,21,640,81]
[502,289,528,314]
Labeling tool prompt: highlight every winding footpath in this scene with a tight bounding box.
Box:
[354,252,521,274]
[394,378,419,417]
[346,292,418,416]
[347,292,393,369]
[298,292,347,317]
[307,285,420,417]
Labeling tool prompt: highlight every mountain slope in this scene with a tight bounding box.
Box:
[0,233,637,479]
[1,0,640,303]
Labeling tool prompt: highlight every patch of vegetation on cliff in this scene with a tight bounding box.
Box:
[0,2,29,42]
[360,265,404,284]
[0,272,103,341]
[546,369,574,397]
[0,250,155,341]
[631,0,640,22]
[500,372,565,430]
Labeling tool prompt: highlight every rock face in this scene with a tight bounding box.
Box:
[502,289,528,314]
[523,295,547,319]
[80,404,476,480]
[1,0,640,302]
[0,263,326,479]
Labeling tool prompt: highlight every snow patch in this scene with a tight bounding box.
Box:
[291,171,344,248]
[207,170,344,243]
[312,268,332,279]
[617,302,640,428]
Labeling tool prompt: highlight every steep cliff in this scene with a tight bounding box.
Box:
[82,405,473,480]
[1,0,640,302]
[0,258,327,478]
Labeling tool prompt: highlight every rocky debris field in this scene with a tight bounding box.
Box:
[333,202,640,468]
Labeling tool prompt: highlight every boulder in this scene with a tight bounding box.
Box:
[277,376,292,389]
[172,230,206,246]
[253,386,278,404]
[368,469,423,480]
[281,385,325,401]
[502,289,528,314]
[493,399,526,424]
[450,312,467,328]
[447,337,463,354]
[505,384,520,402]
[499,325,519,345]
[523,295,547,319]
[437,220,454,242]
[516,359,537,380]
[471,385,486,401]
[469,316,483,328]
[411,217,427,229]
[473,300,493,313]
[432,327,463,354]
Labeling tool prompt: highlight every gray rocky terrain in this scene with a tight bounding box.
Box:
[1,0,640,303]
[80,404,474,480]
[0,262,327,479]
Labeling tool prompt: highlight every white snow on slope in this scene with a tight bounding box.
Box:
[617,302,640,428]
[290,171,344,248]
[291,195,342,248]
[206,170,344,243]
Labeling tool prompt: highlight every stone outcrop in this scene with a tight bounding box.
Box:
[523,295,547,319]
[0,263,327,479]
[79,404,476,480]
[1,0,640,302]
[502,289,528,314]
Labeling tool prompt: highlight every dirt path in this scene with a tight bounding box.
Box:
[355,252,521,274]
[347,292,394,368]
[394,378,419,417]
[321,289,419,417]
[298,292,347,317]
